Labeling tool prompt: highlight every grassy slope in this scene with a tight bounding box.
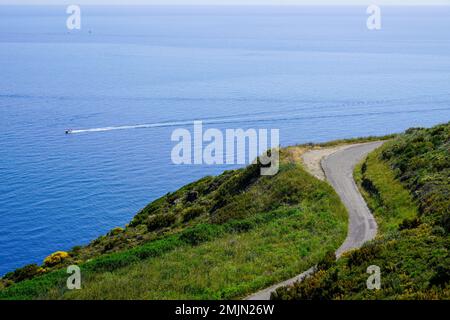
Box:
[0,148,348,300]
[354,147,418,233]
[57,206,341,300]
[273,122,450,300]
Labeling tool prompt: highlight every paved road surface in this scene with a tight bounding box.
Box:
[246,141,383,300]
[323,142,383,256]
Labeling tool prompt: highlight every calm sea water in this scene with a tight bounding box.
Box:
[0,5,449,275]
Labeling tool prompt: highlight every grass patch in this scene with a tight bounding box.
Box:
[50,205,345,300]
[354,147,418,233]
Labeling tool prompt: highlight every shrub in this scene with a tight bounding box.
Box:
[44,251,70,267]
[109,227,124,236]
[85,253,140,273]
[70,245,82,254]
[182,206,205,222]
[347,245,381,268]
[429,262,450,288]
[361,177,379,197]
[147,213,176,232]
[361,162,367,174]
[399,217,421,230]
[440,213,450,233]
[102,238,121,253]
[186,191,199,203]
[85,237,182,273]
[317,251,336,271]
[271,269,341,300]
[166,192,178,205]
[431,226,446,236]
[180,224,223,245]
[3,264,44,283]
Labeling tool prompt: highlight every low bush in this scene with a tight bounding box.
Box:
[43,251,70,267]
[180,224,223,246]
[109,227,124,236]
[185,191,199,202]
[441,213,450,233]
[317,251,336,271]
[346,244,381,268]
[147,213,176,232]
[3,264,43,283]
[83,236,183,274]
[182,206,205,222]
[361,177,379,197]
[399,217,421,230]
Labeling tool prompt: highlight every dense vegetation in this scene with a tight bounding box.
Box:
[272,122,450,299]
[0,148,348,299]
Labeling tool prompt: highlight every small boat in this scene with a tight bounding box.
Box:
[65,129,73,134]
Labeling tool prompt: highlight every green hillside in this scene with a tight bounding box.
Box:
[272,122,450,299]
[0,148,348,299]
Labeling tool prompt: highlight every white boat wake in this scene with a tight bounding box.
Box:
[67,117,256,134]
[69,121,195,134]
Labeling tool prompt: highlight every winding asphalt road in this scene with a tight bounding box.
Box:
[324,142,383,257]
[246,141,384,300]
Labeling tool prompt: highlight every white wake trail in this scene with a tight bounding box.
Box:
[67,115,261,134]
[69,120,197,134]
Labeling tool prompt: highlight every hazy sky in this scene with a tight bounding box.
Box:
[1,0,449,5]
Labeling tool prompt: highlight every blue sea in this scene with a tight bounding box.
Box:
[0,5,449,275]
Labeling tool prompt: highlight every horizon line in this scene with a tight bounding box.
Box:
[1,3,450,5]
